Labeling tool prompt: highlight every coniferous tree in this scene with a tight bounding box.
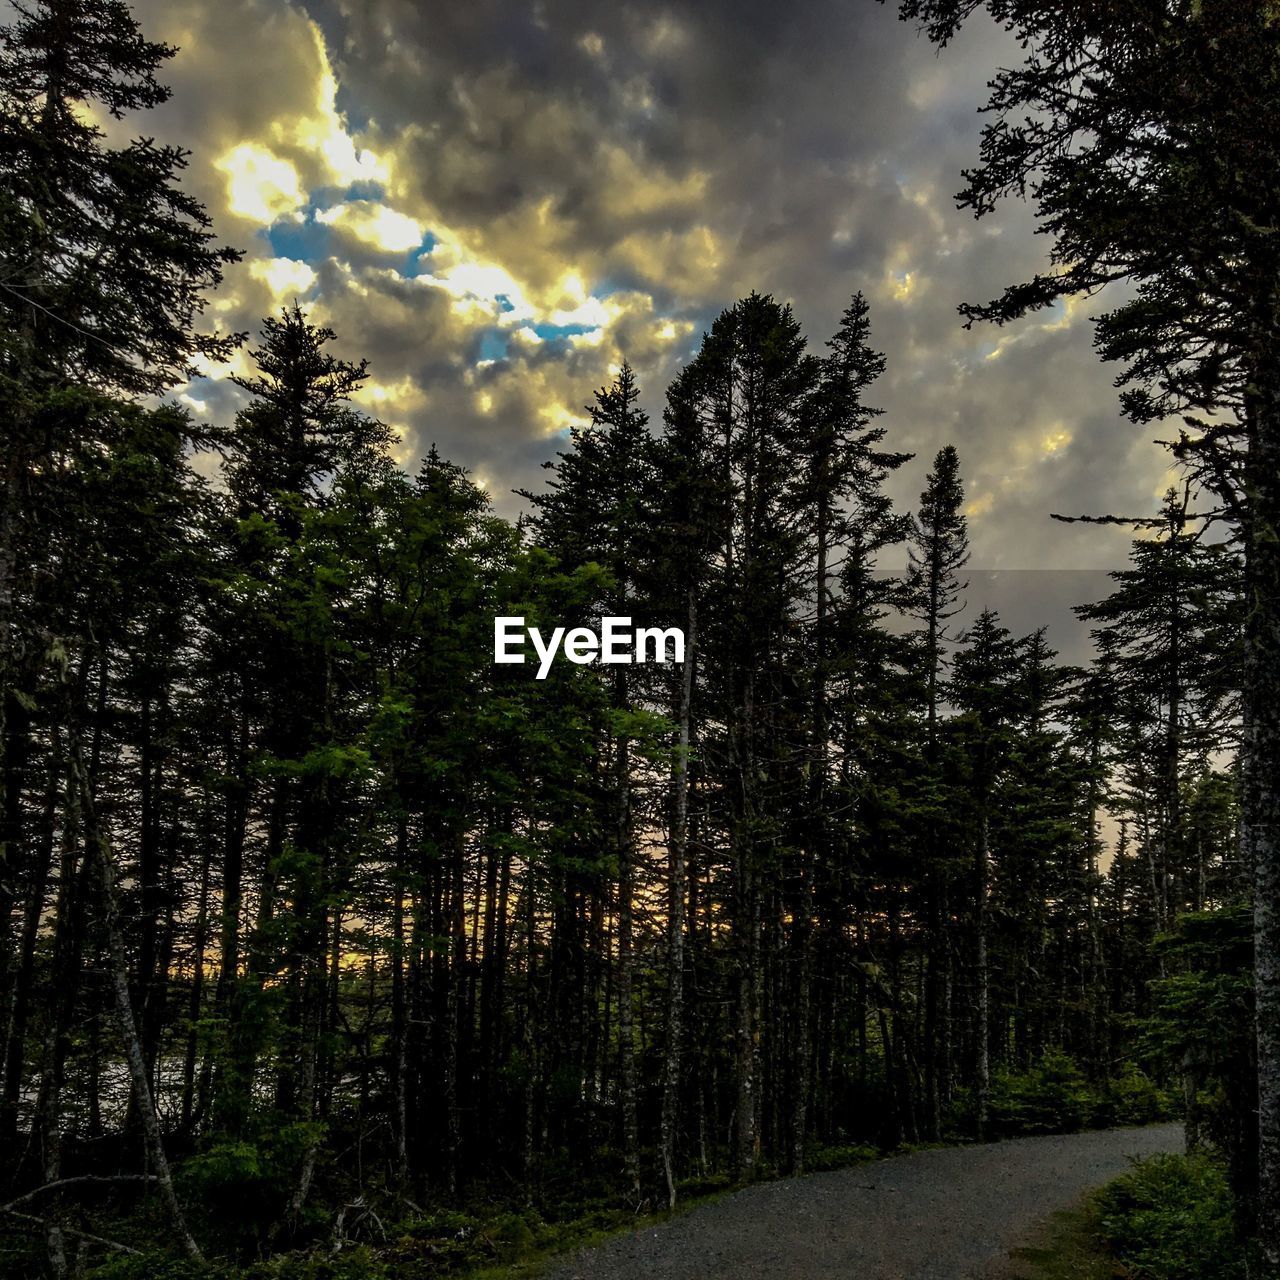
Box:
[788,294,907,1169]
[0,0,236,769]
[907,444,970,1135]
[209,308,388,1160]
[897,4,1280,1256]
[0,12,237,1220]
[525,362,658,1200]
[651,363,724,1206]
[1077,495,1241,934]
[948,609,1025,1138]
[680,293,820,1178]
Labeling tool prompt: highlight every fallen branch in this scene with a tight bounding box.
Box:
[1,1175,159,1215]
[0,1207,143,1255]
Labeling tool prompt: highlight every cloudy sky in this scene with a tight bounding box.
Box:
[123,0,1178,635]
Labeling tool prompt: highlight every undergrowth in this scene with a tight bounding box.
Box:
[1094,1152,1248,1280]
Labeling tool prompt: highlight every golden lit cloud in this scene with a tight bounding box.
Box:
[282,46,391,188]
[984,294,1091,362]
[352,376,427,415]
[250,256,318,300]
[216,143,305,224]
[316,201,426,252]
[613,226,722,297]
[597,146,709,219]
[126,0,1170,579]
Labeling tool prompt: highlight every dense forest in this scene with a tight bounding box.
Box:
[1,1,1278,1278]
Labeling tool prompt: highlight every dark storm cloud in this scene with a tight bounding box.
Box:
[292,0,1166,563]
[127,0,1171,637]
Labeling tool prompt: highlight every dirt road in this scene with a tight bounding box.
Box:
[544,1123,1182,1279]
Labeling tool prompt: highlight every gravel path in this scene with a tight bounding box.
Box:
[544,1124,1182,1279]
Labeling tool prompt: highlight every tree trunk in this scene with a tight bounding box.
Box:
[733,671,761,1181]
[391,813,410,1185]
[70,741,203,1263]
[975,809,991,1142]
[1,720,56,1150]
[661,589,696,1208]
[615,726,639,1202]
[0,692,31,1124]
[214,697,249,1013]
[793,499,828,1173]
[181,813,213,1132]
[32,749,83,1276]
[1245,374,1280,1276]
[444,827,467,1196]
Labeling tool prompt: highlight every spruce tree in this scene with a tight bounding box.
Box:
[908,445,970,740]
[0,3,238,1138]
[1076,494,1241,929]
[0,0,237,638]
[907,444,970,1134]
[525,363,658,1200]
[790,293,906,1169]
[948,608,1025,1138]
[896,4,1280,1256]
[652,363,724,1205]
[210,308,386,1148]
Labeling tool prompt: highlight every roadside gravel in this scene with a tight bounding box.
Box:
[543,1123,1182,1279]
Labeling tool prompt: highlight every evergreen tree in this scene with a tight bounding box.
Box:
[788,294,906,1169]
[678,293,820,1178]
[908,445,970,741]
[0,6,237,1178]
[897,3,1280,1257]
[907,444,970,1135]
[1077,494,1241,931]
[525,363,658,1200]
[651,362,724,1206]
[948,609,1026,1137]
[208,307,387,1158]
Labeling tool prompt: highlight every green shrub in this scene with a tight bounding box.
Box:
[1091,1064,1172,1128]
[88,1257,231,1280]
[988,1051,1093,1136]
[805,1142,879,1172]
[248,1245,390,1280]
[1096,1153,1245,1279]
[179,1121,328,1249]
[977,1054,1172,1138]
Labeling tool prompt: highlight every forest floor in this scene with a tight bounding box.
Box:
[534,1124,1181,1280]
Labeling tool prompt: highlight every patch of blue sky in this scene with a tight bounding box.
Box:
[531,321,597,343]
[261,189,438,278]
[260,186,343,260]
[405,232,438,277]
[494,293,517,314]
[477,330,510,363]
[262,219,331,262]
[182,375,221,401]
[337,180,385,203]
